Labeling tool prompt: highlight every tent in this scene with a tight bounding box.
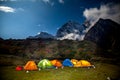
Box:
[24,61,38,70]
[51,59,62,67]
[74,60,92,67]
[62,59,73,67]
[71,59,78,65]
[74,61,82,67]
[38,59,53,69]
[16,66,22,71]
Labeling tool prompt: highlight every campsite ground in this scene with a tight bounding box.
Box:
[0,62,120,80]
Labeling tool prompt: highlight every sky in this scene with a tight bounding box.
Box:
[0,0,120,39]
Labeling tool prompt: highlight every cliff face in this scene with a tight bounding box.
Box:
[84,18,120,53]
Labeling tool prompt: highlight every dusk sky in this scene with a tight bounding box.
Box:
[0,0,120,39]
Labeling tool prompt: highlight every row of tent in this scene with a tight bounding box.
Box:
[16,59,95,71]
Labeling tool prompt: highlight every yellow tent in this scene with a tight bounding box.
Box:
[74,61,82,67]
[71,59,78,65]
[74,60,92,67]
[24,61,38,70]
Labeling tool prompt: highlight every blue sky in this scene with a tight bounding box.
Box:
[0,0,120,39]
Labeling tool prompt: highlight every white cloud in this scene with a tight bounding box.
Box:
[17,8,25,11]
[57,33,84,41]
[0,6,15,13]
[58,0,64,4]
[37,32,41,35]
[83,3,120,26]
[42,0,54,6]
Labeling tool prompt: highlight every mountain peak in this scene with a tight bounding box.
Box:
[27,32,55,39]
[39,31,50,35]
[84,18,120,51]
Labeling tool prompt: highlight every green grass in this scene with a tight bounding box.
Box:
[0,62,120,80]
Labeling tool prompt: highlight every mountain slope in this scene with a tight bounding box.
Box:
[84,18,120,52]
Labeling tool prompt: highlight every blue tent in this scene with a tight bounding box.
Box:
[62,59,73,67]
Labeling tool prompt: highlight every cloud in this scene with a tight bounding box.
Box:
[42,0,54,6]
[37,24,41,27]
[17,8,24,12]
[58,0,64,4]
[0,6,15,13]
[37,32,41,35]
[83,3,120,26]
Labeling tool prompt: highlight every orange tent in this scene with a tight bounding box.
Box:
[51,60,62,67]
[51,60,57,65]
[71,59,78,65]
[24,61,38,70]
[74,60,92,67]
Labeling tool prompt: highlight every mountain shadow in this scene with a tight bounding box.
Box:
[84,18,120,58]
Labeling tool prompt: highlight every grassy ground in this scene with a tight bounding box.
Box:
[0,62,120,80]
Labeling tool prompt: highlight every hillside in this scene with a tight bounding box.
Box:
[84,19,120,57]
[0,39,97,65]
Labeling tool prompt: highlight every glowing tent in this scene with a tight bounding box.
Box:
[51,59,62,67]
[24,61,38,70]
[74,60,92,67]
[71,59,78,65]
[62,59,73,67]
[38,59,53,69]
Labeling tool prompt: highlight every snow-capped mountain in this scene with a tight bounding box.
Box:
[28,32,55,39]
[27,20,89,40]
[56,20,86,40]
